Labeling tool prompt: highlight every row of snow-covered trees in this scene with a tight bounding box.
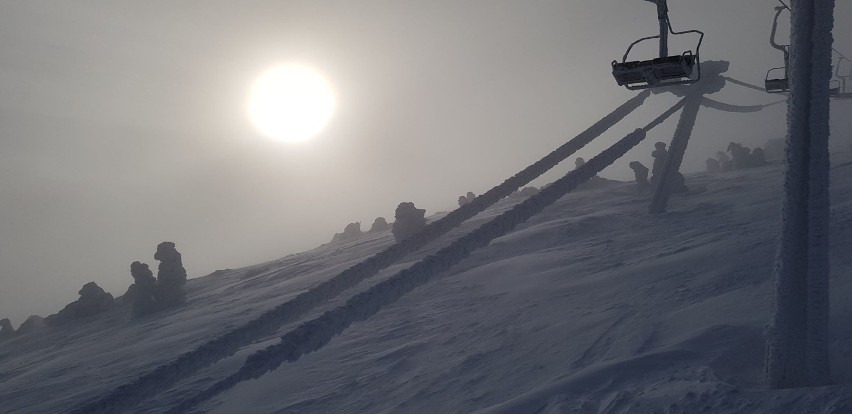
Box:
[705,142,767,172]
[0,242,187,340]
[331,202,428,244]
[77,90,649,413]
[126,242,187,317]
[331,187,543,245]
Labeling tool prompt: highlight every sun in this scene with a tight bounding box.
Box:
[248,64,336,143]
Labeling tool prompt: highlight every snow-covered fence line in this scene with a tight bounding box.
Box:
[167,98,687,413]
[70,91,652,414]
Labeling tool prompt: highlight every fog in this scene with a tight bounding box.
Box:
[1,0,850,325]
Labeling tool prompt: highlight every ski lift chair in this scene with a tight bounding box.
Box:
[832,57,852,99]
[612,1,704,90]
[764,6,790,94]
[829,79,841,96]
[765,67,789,93]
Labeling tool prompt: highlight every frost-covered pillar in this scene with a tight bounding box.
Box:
[766,0,814,388]
[648,93,701,214]
[766,0,834,389]
[805,0,833,387]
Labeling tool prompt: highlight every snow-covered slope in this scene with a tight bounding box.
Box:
[3,152,852,414]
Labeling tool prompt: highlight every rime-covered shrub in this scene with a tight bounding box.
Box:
[0,318,14,340]
[629,161,650,193]
[717,151,732,171]
[458,192,477,206]
[511,186,540,199]
[727,142,752,170]
[368,217,391,233]
[727,142,767,170]
[332,222,363,242]
[46,282,114,326]
[392,202,426,242]
[127,243,188,317]
[154,242,187,308]
[129,261,158,317]
[751,147,767,167]
[343,222,362,239]
[16,315,45,336]
[706,157,721,172]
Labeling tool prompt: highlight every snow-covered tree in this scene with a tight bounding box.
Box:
[392,202,427,242]
[128,261,158,317]
[0,318,14,340]
[154,242,187,308]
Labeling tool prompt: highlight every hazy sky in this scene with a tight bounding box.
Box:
[1,1,851,325]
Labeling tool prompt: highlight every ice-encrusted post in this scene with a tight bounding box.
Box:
[766,0,834,389]
[805,0,833,387]
[649,60,773,214]
[648,93,701,214]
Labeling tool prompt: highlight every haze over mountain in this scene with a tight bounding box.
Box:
[2,148,852,413]
[3,1,852,325]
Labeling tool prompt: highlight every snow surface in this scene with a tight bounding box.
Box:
[3,150,852,413]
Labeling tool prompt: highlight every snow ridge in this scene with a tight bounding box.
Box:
[70,92,651,414]
[166,127,652,413]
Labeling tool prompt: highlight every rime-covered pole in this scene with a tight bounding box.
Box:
[648,93,701,214]
[805,0,833,387]
[766,0,834,389]
[766,0,813,387]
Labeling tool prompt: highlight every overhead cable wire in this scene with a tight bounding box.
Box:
[722,76,774,93]
[701,97,786,112]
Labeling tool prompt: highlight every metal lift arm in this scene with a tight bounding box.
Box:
[769,6,788,52]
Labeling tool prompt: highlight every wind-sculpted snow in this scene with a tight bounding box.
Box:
[168,110,694,411]
[70,91,652,414]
